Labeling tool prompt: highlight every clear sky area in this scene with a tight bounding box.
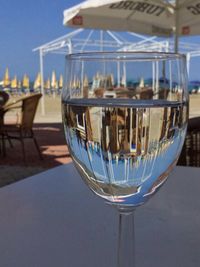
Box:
[0,0,81,81]
[0,0,200,81]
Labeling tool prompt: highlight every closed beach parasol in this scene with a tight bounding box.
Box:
[22,74,29,89]
[11,75,17,89]
[34,72,42,90]
[59,74,63,89]
[3,67,10,88]
[51,71,58,89]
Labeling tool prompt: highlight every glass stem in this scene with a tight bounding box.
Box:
[117,208,135,267]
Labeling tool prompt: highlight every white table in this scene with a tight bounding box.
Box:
[0,164,199,267]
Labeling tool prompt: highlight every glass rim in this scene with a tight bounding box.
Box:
[66,51,186,61]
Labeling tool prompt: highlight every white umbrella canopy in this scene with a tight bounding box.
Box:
[63,0,200,51]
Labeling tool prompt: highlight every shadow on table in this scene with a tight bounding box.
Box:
[0,122,72,187]
[0,123,71,168]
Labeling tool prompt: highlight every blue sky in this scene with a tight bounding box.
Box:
[0,0,200,81]
[0,0,81,81]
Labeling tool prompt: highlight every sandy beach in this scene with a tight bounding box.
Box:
[4,93,200,123]
[188,94,200,118]
[4,93,200,124]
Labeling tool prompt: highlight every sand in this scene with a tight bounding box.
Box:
[4,93,200,123]
[189,94,200,118]
[37,94,200,121]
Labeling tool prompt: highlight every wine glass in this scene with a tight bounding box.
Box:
[62,52,188,267]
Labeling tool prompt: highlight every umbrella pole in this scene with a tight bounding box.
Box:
[174,32,179,53]
[117,61,120,87]
[174,0,179,53]
[39,49,45,116]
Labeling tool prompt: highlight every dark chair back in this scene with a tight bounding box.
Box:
[0,91,9,106]
[158,88,169,99]
[140,87,153,99]
[178,116,200,167]
[21,94,42,130]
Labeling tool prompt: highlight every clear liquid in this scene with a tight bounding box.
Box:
[62,98,188,207]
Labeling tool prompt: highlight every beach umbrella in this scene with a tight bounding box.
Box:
[34,72,42,90]
[51,71,57,89]
[44,78,51,90]
[11,75,17,89]
[59,74,64,89]
[3,67,10,87]
[22,74,30,89]
[63,0,200,52]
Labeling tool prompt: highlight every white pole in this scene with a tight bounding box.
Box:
[169,61,172,91]
[117,61,120,87]
[152,62,155,92]
[165,41,169,52]
[100,30,103,52]
[39,49,45,116]
[123,60,127,87]
[107,30,123,45]
[165,40,172,91]
[155,61,159,94]
[81,61,84,97]
[186,53,190,76]
[68,40,72,54]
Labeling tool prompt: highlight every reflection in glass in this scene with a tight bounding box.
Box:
[62,52,188,267]
[63,100,187,206]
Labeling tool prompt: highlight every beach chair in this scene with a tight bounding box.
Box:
[0,93,42,161]
[0,91,10,154]
[0,91,9,125]
[178,116,200,167]
[139,87,154,99]
[158,88,170,99]
[0,91,9,107]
